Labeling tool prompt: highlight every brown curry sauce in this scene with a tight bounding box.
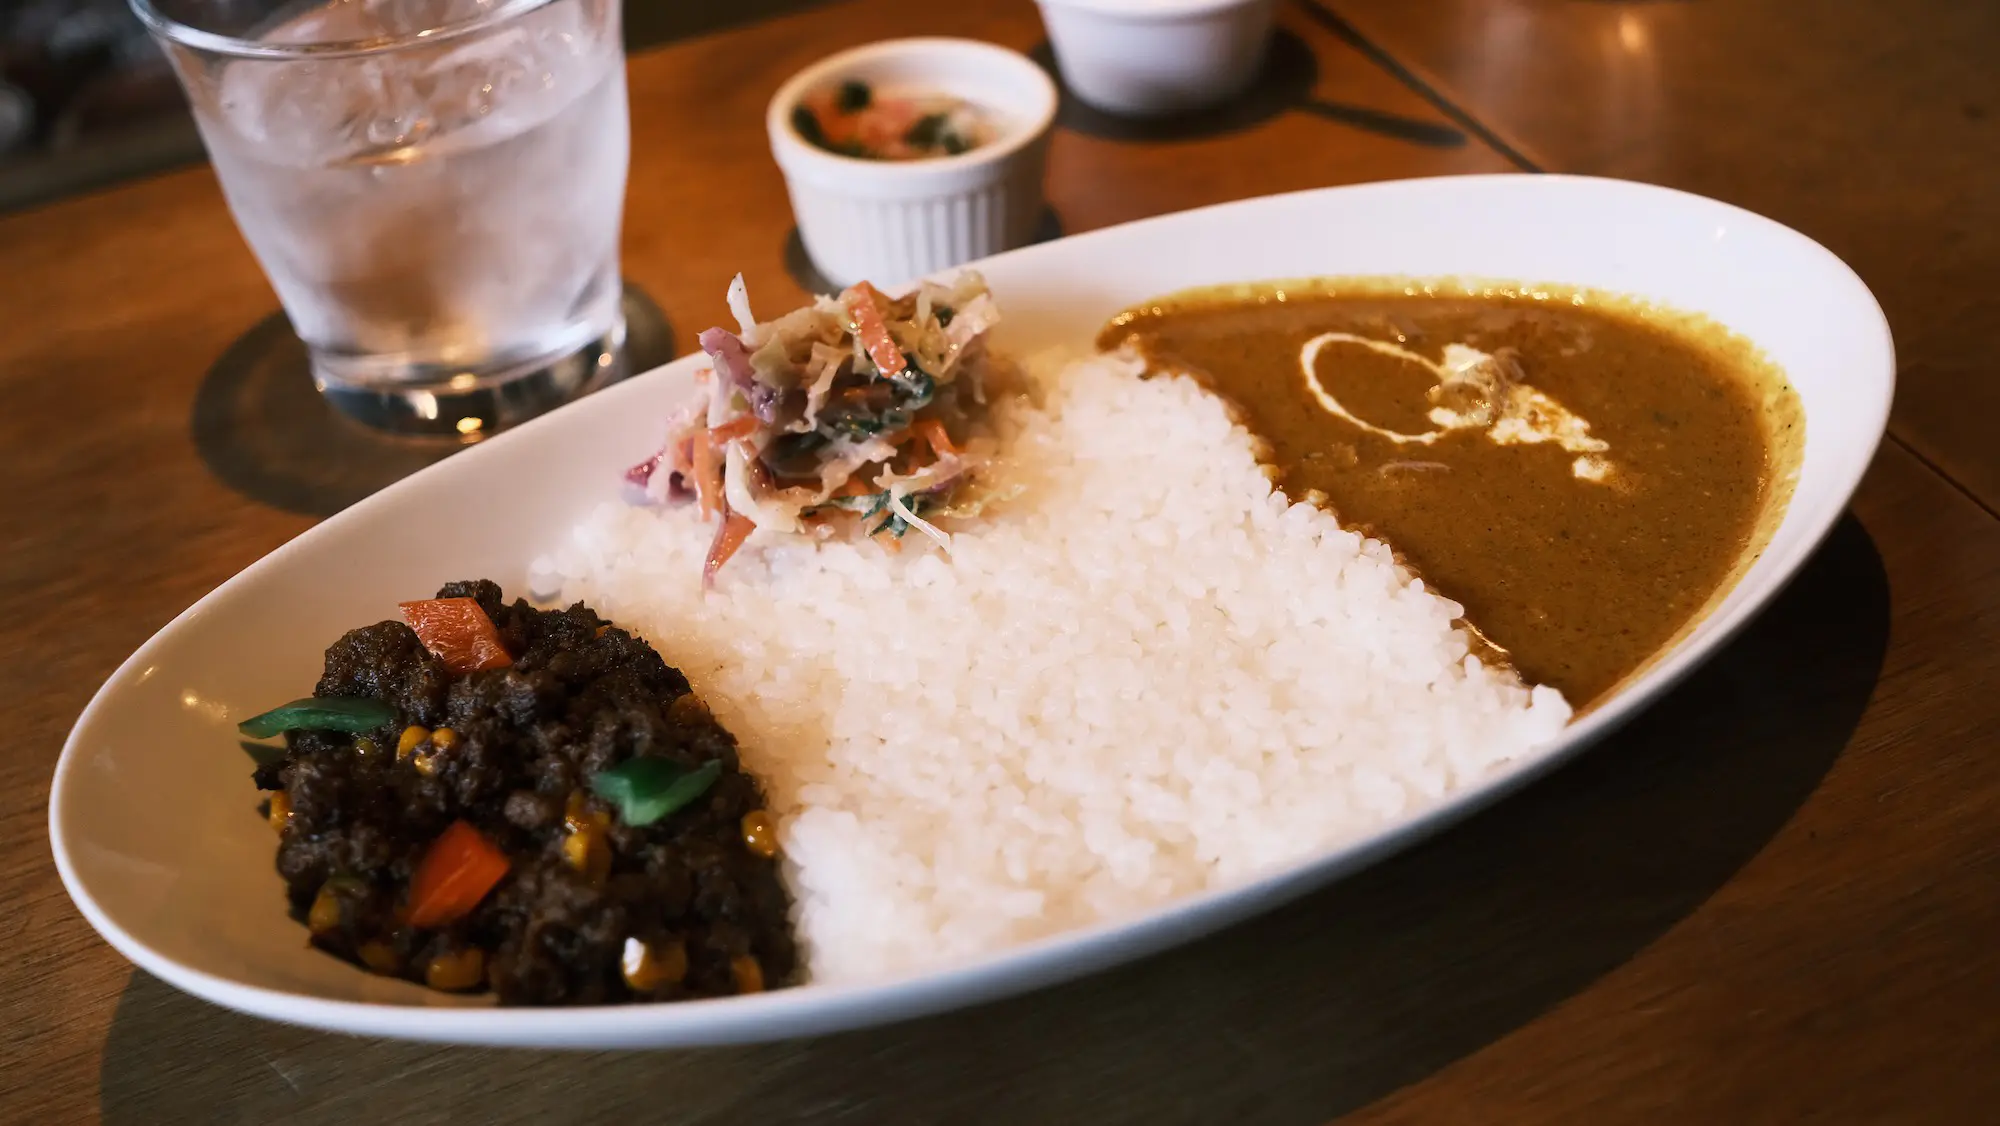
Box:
[1100,280,1801,707]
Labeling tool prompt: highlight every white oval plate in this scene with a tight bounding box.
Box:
[50,175,1893,1048]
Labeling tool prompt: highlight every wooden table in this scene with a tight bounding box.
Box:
[2,1,1994,1121]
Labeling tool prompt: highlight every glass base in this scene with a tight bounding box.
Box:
[192,284,673,517]
[312,318,628,438]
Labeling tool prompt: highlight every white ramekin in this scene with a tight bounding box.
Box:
[767,38,1059,290]
[1035,0,1278,117]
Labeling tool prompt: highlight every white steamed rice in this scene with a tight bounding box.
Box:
[538,351,1570,985]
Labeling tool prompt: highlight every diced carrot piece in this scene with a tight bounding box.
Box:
[406,820,510,928]
[693,436,722,521]
[804,90,855,146]
[708,415,758,444]
[703,509,757,588]
[843,282,907,377]
[916,418,960,459]
[398,598,513,674]
[856,99,922,154]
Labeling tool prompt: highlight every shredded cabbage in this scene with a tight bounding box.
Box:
[888,491,952,553]
[726,273,757,340]
[630,272,1008,579]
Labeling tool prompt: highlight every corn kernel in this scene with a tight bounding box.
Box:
[560,829,593,871]
[396,725,430,759]
[667,693,710,725]
[430,727,460,752]
[730,954,765,994]
[740,810,778,859]
[657,941,689,986]
[412,752,439,777]
[562,821,612,886]
[621,937,688,992]
[267,790,292,833]
[424,947,486,992]
[357,941,399,975]
[562,791,613,883]
[353,736,379,757]
[308,884,342,935]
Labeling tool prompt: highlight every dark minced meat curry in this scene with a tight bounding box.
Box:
[1102,281,1800,706]
[247,579,795,1005]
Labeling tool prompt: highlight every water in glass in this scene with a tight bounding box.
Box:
[189,0,629,400]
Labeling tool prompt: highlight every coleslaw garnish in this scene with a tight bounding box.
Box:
[627,272,1005,582]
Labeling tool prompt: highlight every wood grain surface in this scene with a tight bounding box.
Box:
[1,0,1995,1122]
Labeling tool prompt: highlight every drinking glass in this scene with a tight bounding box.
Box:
[132,0,632,436]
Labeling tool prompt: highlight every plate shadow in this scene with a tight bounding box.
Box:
[99,516,1886,1125]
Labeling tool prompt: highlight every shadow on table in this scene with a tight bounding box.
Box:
[1028,31,1465,148]
[188,284,675,518]
[99,516,1887,1125]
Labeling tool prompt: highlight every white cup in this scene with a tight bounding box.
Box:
[1036,0,1279,117]
[766,38,1059,289]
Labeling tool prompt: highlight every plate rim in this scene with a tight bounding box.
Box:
[48,172,1896,1046]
